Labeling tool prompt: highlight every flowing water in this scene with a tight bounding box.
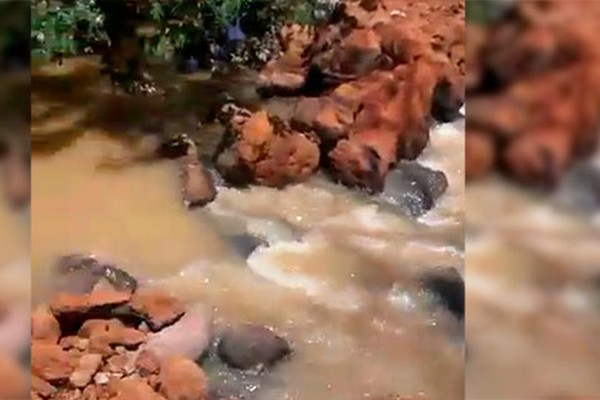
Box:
[31,58,465,400]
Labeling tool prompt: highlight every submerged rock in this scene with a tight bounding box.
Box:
[217,324,291,370]
[225,233,267,259]
[381,161,448,217]
[419,267,464,320]
[51,254,138,295]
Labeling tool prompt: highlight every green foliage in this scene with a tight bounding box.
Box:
[31,0,320,62]
[31,0,105,60]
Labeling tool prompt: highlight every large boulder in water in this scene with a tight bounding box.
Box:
[214,106,320,187]
[381,161,449,217]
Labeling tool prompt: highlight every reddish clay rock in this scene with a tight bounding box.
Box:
[32,374,58,397]
[130,288,186,331]
[0,355,28,399]
[144,304,211,362]
[70,353,103,388]
[109,377,166,400]
[31,343,76,383]
[158,357,207,400]
[78,319,146,354]
[32,305,62,344]
[50,290,131,316]
[215,109,320,187]
[135,349,161,376]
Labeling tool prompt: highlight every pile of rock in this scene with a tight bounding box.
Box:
[31,287,209,400]
[466,1,600,186]
[215,0,465,193]
[32,254,293,400]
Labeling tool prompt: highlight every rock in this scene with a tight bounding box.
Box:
[52,254,138,294]
[215,109,320,187]
[179,157,217,208]
[70,353,103,388]
[217,324,291,370]
[135,349,161,376]
[159,357,207,400]
[380,161,448,217]
[0,355,28,399]
[78,319,146,354]
[226,233,267,259]
[31,343,75,383]
[420,267,464,320]
[31,374,58,397]
[50,290,131,317]
[109,377,166,400]
[144,304,211,362]
[130,288,186,331]
[32,305,62,344]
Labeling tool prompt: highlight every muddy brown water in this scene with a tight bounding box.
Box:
[31,58,464,400]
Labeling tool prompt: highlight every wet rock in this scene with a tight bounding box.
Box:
[159,357,207,400]
[70,353,103,388]
[217,324,291,370]
[420,267,464,320]
[226,233,267,259]
[130,288,186,331]
[144,304,211,362]
[50,290,132,317]
[215,109,320,187]
[179,156,217,209]
[52,254,138,294]
[31,343,75,383]
[380,161,449,217]
[0,355,28,399]
[32,305,61,344]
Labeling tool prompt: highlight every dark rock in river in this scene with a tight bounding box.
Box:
[226,233,267,259]
[420,267,464,320]
[217,324,291,370]
[380,161,449,217]
[52,254,138,294]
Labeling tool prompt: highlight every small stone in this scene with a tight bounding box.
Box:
[31,374,57,397]
[60,336,90,351]
[135,350,160,376]
[131,289,186,331]
[70,353,103,388]
[94,372,110,385]
[79,319,146,355]
[32,306,62,344]
[159,357,207,400]
[31,343,76,383]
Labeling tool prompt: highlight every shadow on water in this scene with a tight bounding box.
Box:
[31,57,265,158]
